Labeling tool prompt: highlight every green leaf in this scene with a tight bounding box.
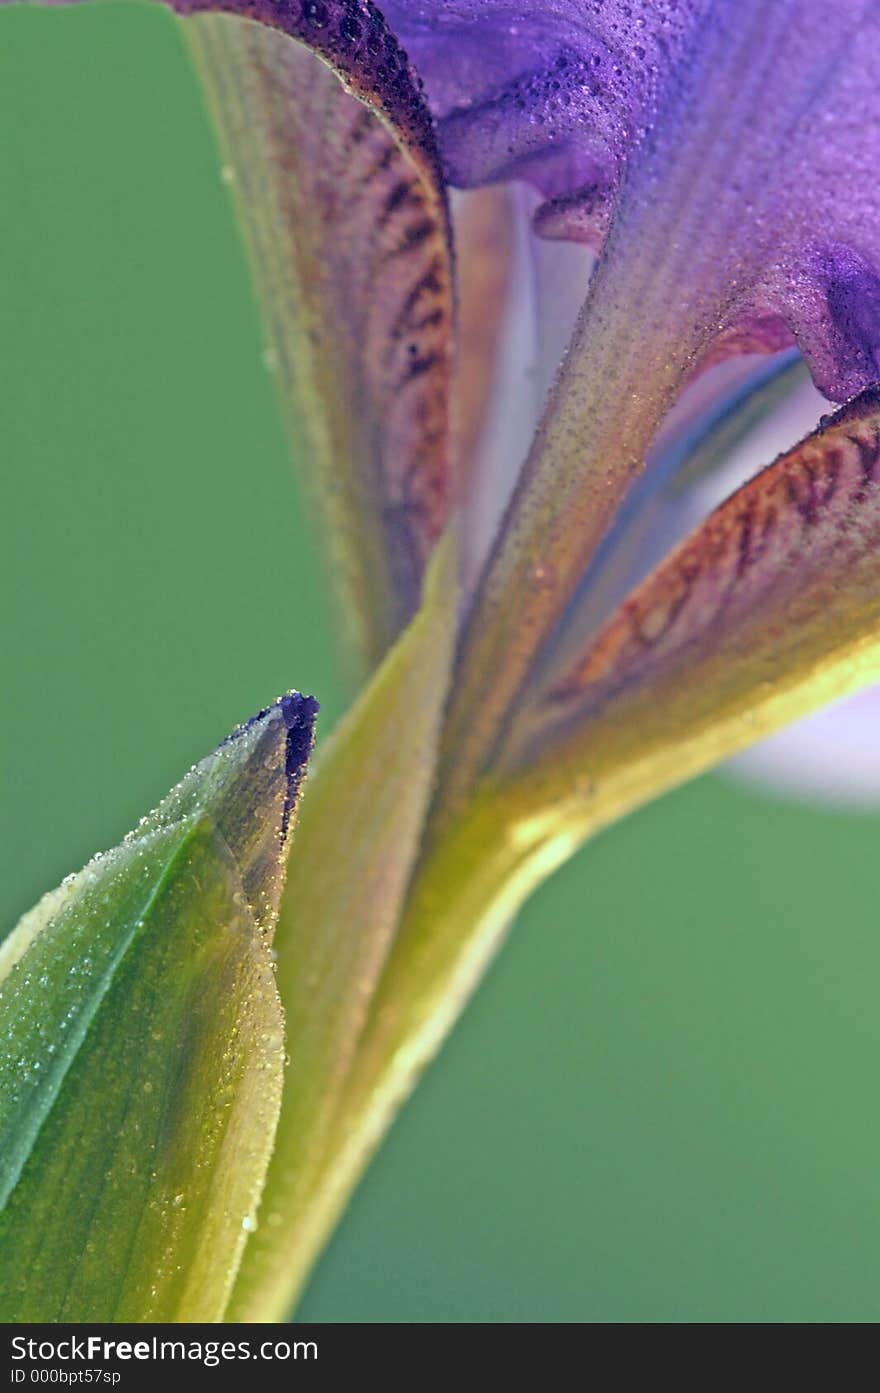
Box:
[228,530,458,1321]
[0,693,316,1321]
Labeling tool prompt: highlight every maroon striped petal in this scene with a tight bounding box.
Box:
[4,0,457,669]
[501,387,880,801]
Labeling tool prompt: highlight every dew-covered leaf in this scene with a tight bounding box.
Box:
[0,694,316,1321]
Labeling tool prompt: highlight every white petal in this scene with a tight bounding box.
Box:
[728,688,880,809]
[455,185,594,594]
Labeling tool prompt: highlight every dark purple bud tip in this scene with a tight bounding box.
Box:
[219,691,318,843]
[276,691,319,841]
[277,691,320,785]
[231,690,318,747]
[134,691,319,930]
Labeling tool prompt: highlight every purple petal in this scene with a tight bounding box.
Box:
[382,1,880,401]
[380,0,670,199]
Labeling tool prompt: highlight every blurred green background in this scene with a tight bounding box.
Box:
[3,4,880,1323]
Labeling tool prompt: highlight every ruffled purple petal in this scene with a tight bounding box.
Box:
[381,0,682,200]
[382,1,880,401]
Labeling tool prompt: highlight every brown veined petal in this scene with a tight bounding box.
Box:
[499,385,880,826]
[0,0,457,669]
[181,1,456,672]
[526,351,812,704]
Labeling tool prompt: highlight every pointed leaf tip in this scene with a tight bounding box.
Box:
[223,690,319,831]
[0,693,317,1321]
[151,690,318,932]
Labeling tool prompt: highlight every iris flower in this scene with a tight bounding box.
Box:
[3,0,880,1322]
